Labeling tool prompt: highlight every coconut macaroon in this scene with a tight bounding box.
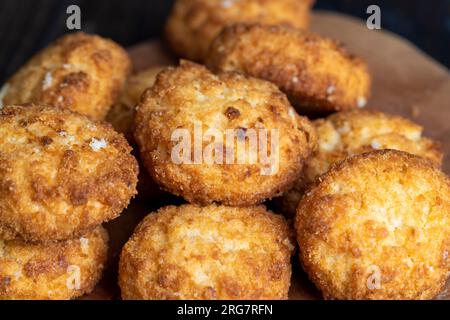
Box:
[207,24,371,115]
[277,110,443,217]
[0,226,108,300]
[295,150,450,300]
[166,0,314,62]
[106,66,167,139]
[1,32,131,121]
[0,105,138,242]
[134,61,317,206]
[119,204,294,300]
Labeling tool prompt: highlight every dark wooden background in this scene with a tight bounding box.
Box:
[0,0,449,84]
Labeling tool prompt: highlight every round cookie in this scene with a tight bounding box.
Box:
[119,204,294,300]
[0,226,108,300]
[166,0,314,62]
[207,24,371,115]
[134,61,317,206]
[0,105,138,241]
[278,110,443,217]
[1,32,131,121]
[295,150,450,300]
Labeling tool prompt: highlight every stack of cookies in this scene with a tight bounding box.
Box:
[1,0,449,301]
[118,0,450,301]
[0,34,138,299]
[119,60,314,300]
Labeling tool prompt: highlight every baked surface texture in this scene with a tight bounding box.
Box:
[1,32,131,121]
[165,0,314,62]
[134,61,317,206]
[119,204,294,300]
[295,150,450,299]
[207,24,371,114]
[0,105,138,241]
[278,110,443,217]
[0,226,108,300]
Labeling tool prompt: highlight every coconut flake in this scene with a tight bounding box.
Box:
[357,96,367,108]
[371,139,381,149]
[14,270,22,280]
[391,217,402,229]
[327,85,336,95]
[59,131,76,146]
[89,138,107,152]
[337,122,351,134]
[221,0,234,8]
[196,92,207,102]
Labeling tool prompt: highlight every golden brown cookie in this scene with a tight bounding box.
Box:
[277,110,443,217]
[119,204,294,300]
[1,32,131,121]
[295,150,450,300]
[134,61,317,206]
[166,0,314,62]
[207,24,371,115]
[0,226,108,300]
[0,105,138,242]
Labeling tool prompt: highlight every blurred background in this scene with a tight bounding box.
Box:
[0,0,449,83]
